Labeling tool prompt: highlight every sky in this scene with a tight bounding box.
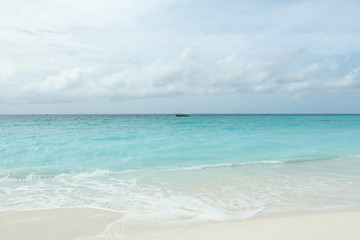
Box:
[0,0,360,114]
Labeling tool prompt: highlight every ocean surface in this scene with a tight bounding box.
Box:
[1,114,360,237]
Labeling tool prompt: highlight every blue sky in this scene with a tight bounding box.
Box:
[1,0,360,113]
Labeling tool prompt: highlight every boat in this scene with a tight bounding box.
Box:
[175,114,190,117]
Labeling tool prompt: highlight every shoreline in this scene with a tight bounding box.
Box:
[1,208,359,240]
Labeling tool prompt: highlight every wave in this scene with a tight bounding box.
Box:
[0,172,42,182]
[164,160,284,171]
[1,155,353,182]
[53,169,114,180]
[1,156,359,239]
[0,169,117,182]
[0,159,286,181]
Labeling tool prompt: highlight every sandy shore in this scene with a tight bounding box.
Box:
[0,208,359,240]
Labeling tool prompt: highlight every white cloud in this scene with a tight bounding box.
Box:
[0,0,359,110]
[328,67,360,89]
[98,48,199,99]
[0,0,169,32]
[7,48,356,103]
[0,61,15,83]
[0,0,180,74]
[96,49,358,99]
[20,67,95,103]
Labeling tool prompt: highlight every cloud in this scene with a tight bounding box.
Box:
[0,61,15,83]
[327,67,360,89]
[0,0,180,75]
[4,48,357,103]
[0,0,173,32]
[20,67,95,103]
[0,0,359,107]
[96,49,359,99]
[99,48,200,99]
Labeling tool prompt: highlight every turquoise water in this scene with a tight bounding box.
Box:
[1,114,360,173]
[1,114,360,236]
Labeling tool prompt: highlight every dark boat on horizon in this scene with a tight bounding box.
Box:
[175,114,190,117]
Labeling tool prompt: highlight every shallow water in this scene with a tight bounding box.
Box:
[1,114,360,237]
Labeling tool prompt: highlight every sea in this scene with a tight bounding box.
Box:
[1,114,360,237]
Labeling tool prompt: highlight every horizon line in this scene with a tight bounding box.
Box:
[1,113,360,115]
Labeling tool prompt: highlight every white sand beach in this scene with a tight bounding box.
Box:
[1,208,359,240]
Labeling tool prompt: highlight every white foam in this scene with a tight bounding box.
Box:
[240,160,284,165]
[25,173,41,181]
[1,158,360,238]
[162,160,284,172]
[166,163,234,171]
[0,172,41,182]
[0,175,10,182]
[53,169,113,181]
